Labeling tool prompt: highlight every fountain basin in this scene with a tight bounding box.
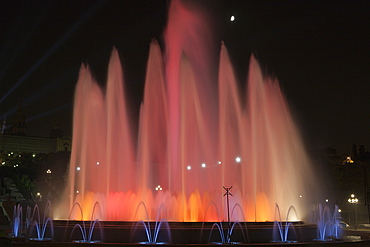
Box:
[10,220,370,246]
[50,220,316,244]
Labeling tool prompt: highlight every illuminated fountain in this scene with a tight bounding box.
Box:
[27,201,54,242]
[57,0,318,223]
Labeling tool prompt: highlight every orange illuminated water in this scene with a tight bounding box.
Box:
[57,0,317,222]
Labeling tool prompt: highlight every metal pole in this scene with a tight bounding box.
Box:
[355,203,357,230]
[223,186,233,242]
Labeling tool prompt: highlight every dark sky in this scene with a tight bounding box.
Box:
[0,0,369,154]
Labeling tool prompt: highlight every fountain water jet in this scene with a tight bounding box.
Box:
[58,0,318,223]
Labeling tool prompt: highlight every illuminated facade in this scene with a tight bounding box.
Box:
[0,134,71,154]
[0,102,71,154]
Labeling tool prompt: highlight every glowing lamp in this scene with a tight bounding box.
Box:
[155,185,163,191]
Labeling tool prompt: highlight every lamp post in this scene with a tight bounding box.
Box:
[348,194,358,230]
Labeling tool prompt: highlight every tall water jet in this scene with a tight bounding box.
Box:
[58,0,318,222]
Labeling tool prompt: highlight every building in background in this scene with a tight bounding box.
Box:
[0,102,71,154]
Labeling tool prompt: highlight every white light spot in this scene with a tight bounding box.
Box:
[235,157,241,163]
[230,15,235,22]
[96,162,100,165]
[76,167,81,171]
[155,185,162,191]
[201,163,206,168]
[187,165,191,170]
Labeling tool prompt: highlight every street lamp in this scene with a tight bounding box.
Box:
[155,185,162,191]
[348,194,358,229]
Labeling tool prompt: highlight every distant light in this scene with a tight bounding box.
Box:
[18,154,21,157]
[96,162,100,165]
[46,169,51,174]
[218,161,222,165]
[32,154,36,158]
[345,156,354,163]
[36,192,41,196]
[187,165,191,170]
[348,194,358,204]
[155,185,163,191]
[76,191,79,194]
[299,195,303,198]
[76,167,81,171]
[235,157,241,163]
[201,163,206,168]
[230,15,235,22]
[338,209,342,213]
[325,199,329,203]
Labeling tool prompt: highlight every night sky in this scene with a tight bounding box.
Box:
[0,0,369,154]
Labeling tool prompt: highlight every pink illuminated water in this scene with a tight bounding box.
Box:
[58,0,317,222]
